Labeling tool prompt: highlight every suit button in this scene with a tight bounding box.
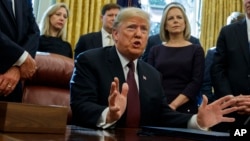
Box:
[248,75,250,78]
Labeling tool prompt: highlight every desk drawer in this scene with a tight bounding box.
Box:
[0,102,67,133]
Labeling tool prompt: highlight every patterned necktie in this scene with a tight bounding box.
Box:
[126,61,140,128]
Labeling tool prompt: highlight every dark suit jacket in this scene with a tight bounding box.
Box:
[210,19,249,131]
[211,19,250,97]
[200,47,216,103]
[141,34,200,62]
[74,31,102,59]
[70,47,192,128]
[0,0,39,101]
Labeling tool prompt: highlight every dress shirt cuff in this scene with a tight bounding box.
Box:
[187,114,208,131]
[13,51,28,66]
[96,107,117,129]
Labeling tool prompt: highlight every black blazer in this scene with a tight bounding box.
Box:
[70,47,192,128]
[74,31,102,59]
[141,34,200,62]
[0,0,39,102]
[211,19,250,132]
[211,19,250,97]
[200,47,216,103]
[0,0,39,73]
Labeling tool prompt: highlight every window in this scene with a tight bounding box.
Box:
[141,0,202,38]
[32,0,55,23]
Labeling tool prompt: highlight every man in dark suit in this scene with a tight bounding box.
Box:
[74,3,121,59]
[0,0,39,102]
[200,47,216,103]
[141,34,200,62]
[201,12,245,104]
[70,7,237,130]
[211,0,250,131]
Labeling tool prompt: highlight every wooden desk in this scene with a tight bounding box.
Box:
[0,125,193,141]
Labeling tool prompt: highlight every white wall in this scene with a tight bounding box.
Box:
[33,0,55,24]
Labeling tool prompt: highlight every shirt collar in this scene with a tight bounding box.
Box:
[101,28,110,38]
[115,48,138,70]
[246,14,250,25]
[246,15,250,42]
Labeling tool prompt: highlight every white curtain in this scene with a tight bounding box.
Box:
[32,0,55,23]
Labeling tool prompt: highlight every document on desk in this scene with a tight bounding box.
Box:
[140,126,229,141]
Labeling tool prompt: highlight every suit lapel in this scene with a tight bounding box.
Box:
[107,47,126,88]
[236,19,250,65]
[137,61,148,95]
[93,31,103,48]
[14,0,22,37]
[2,0,16,22]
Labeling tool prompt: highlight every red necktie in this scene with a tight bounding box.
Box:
[126,61,140,128]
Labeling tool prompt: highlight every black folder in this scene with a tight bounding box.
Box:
[139,126,230,141]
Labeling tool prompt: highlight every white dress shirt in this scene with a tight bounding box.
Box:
[11,0,15,16]
[101,28,114,47]
[246,15,250,42]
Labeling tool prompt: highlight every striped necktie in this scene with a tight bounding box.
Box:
[107,34,114,46]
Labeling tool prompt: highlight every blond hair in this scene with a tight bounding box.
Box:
[159,2,191,42]
[39,3,69,41]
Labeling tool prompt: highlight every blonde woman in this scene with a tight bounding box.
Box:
[147,2,205,114]
[38,3,72,58]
